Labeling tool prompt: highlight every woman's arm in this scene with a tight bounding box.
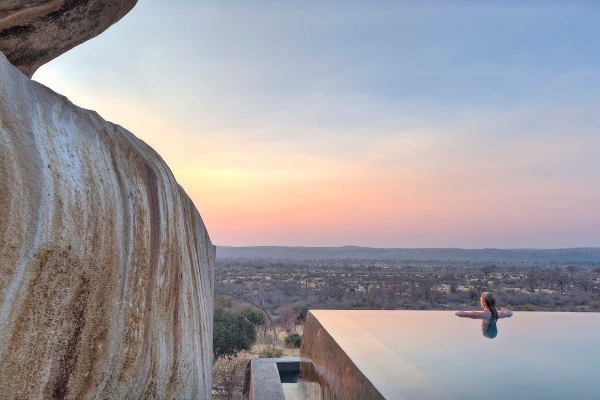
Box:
[455,310,487,318]
[498,310,513,318]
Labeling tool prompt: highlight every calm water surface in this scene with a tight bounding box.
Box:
[281,372,308,400]
[310,310,600,400]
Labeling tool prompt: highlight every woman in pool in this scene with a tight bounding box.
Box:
[455,291,513,319]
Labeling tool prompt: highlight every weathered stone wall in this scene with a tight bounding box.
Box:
[0,52,214,399]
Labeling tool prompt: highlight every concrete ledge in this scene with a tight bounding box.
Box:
[242,357,300,400]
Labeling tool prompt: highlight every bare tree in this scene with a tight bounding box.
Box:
[384,276,402,309]
[579,275,593,293]
[304,277,311,291]
[446,274,459,294]
[280,282,297,302]
[407,279,418,302]
[420,278,433,303]
[362,278,370,296]
[323,276,345,302]
[472,279,485,297]
[374,274,385,309]
[332,276,346,301]
[525,267,540,293]
[566,265,578,278]
[550,268,567,295]
[480,265,496,279]
[278,307,300,333]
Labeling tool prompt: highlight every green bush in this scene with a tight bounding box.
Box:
[241,306,265,325]
[522,305,536,311]
[284,333,302,348]
[213,306,257,360]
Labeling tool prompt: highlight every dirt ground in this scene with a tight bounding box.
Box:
[243,326,304,359]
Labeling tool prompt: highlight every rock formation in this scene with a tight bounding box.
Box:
[0,0,137,77]
[0,49,214,399]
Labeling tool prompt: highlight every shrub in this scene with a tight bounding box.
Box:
[213,306,257,360]
[522,305,536,311]
[285,333,302,348]
[258,348,284,358]
[241,306,265,325]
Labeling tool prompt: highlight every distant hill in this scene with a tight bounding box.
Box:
[216,246,600,263]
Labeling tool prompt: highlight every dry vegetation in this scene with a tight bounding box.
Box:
[216,258,600,313]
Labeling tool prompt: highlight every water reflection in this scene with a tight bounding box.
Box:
[482,319,498,339]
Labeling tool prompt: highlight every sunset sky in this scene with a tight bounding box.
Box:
[34,1,600,248]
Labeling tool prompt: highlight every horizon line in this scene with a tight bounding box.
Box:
[216,245,600,251]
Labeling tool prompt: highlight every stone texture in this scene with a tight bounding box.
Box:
[0,0,137,77]
[247,359,286,400]
[0,52,214,399]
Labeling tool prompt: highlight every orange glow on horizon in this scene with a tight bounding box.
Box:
[33,72,600,248]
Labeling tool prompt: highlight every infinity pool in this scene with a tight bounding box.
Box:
[300,310,600,400]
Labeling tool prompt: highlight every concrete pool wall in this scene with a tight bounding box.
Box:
[299,312,385,400]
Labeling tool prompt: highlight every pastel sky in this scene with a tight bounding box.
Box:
[34,0,600,248]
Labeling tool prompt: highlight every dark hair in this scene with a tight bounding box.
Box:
[481,292,498,319]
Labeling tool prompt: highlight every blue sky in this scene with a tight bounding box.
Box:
[35,1,600,248]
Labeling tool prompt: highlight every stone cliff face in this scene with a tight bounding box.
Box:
[0,52,214,399]
[0,0,137,77]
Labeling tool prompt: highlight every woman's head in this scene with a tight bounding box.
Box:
[480,292,498,319]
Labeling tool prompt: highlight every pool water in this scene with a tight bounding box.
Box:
[306,310,600,400]
[280,372,308,400]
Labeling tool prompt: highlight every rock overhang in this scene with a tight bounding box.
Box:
[0,0,137,77]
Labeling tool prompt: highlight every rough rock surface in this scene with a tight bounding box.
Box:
[0,0,137,77]
[0,52,214,399]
